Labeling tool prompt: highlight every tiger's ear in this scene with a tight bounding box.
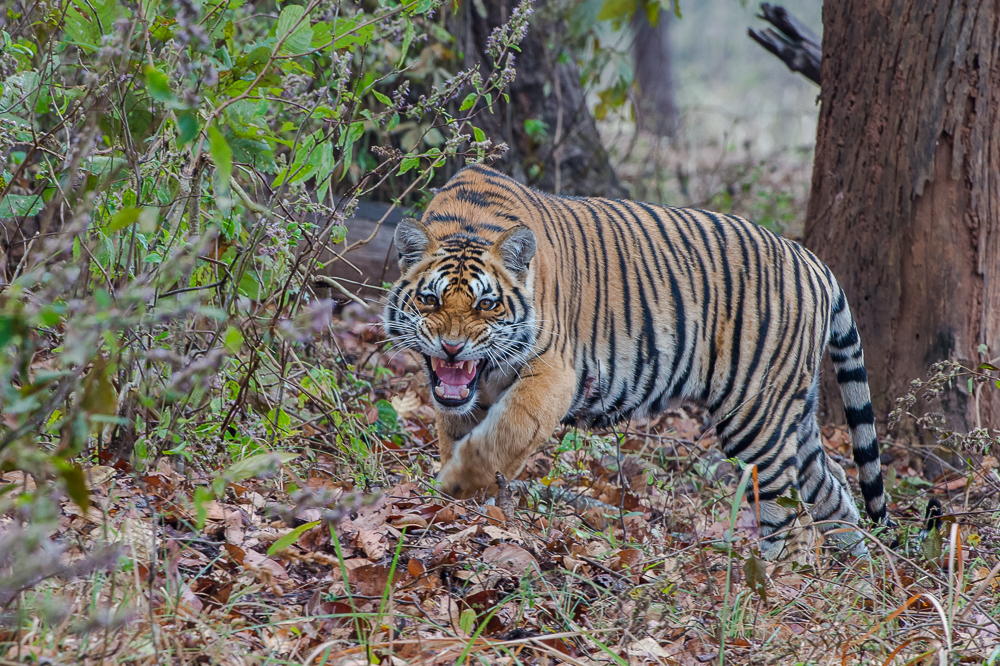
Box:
[395,218,435,271]
[494,225,536,280]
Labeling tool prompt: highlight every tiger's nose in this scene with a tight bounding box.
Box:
[440,340,465,358]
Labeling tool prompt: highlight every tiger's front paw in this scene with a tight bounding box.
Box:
[436,439,497,499]
[435,460,486,499]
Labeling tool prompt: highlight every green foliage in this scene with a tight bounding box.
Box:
[0,0,532,577]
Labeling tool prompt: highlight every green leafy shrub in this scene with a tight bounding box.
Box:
[0,0,531,633]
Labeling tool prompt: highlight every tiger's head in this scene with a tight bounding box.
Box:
[382,217,539,414]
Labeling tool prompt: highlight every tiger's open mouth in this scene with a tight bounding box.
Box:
[425,356,486,408]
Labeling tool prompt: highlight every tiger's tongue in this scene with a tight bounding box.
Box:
[433,359,477,400]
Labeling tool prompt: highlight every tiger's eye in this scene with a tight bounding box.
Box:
[420,294,438,307]
[477,298,497,311]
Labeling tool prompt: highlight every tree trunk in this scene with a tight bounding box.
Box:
[632,9,678,138]
[454,1,626,198]
[805,0,1000,434]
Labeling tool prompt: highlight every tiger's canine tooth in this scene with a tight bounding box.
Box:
[434,385,445,397]
[460,387,469,398]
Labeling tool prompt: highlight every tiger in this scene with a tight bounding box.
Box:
[383,164,892,558]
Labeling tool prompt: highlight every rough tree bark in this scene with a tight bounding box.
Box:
[453,1,626,197]
[631,9,678,138]
[805,0,1000,433]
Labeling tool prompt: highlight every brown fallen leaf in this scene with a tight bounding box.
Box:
[483,504,505,525]
[932,476,969,493]
[627,637,671,659]
[224,543,246,565]
[204,501,241,522]
[563,555,588,573]
[176,582,204,617]
[390,390,421,416]
[225,510,244,546]
[390,513,428,529]
[482,525,523,543]
[243,550,288,580]
[356,528,387,559]
[435,505,463,523]
[347,563,403,596]
[84,465,116,488]
[610,548,642,573]
[342,558,373,571]
[444,525,479,544]
[482,543,538,576]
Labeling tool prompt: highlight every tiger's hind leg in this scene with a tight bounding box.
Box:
[796,391,868,557]
[716,406,801,560]
[756,496,799,560]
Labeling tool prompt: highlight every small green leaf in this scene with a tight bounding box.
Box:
[473,126,486,143]
[277,4,314,55]
[208,126,233,205]
[340,121,366,177]
[980,363,999,371]
[458,608,477,635]
[104,207,141,233]
[225,451,298,483]
[224,326,244,353]
[144,66,174,103]
[597,0,638,21]
[194,487,212,531]
[177,113,199,144]
[81,357,117,419]
[267,520,321,556]
[408,0,435,14]
[459,93,477,111]
[398,17,414,64]
[645,0,660,25]
[0,314,26,349]
[0,194,44,218]
[398,156,419,174]
[58,460,91,513]
[328,17,375,49]
[375,398,398,431]
[208,126,232,182]
[775,496,801,509]
[524,118,548,140]
[373,90,391,105]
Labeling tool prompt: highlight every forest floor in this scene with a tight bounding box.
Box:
[3,311,999,666]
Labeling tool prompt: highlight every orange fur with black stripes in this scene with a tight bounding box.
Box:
[383,165,891,558]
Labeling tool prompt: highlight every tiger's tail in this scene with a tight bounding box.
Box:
[827,285,892,526]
